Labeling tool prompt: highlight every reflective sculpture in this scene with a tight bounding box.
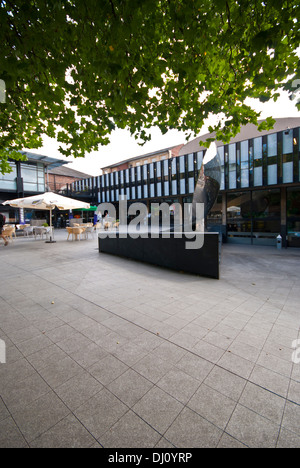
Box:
[192,142,221,229]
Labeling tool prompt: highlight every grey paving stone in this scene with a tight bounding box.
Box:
[11,391,70,443]
[99,410,161,448]
[132,386,184,434]
[188,383,237,430]
[74,388,128,440]
[1,232,300,447]
[226,404,281,448]
[107,368,154,407]
[30,414,96,448]
[164,407,223,448]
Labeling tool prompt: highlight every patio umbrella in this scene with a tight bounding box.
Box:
[3,192,90,243]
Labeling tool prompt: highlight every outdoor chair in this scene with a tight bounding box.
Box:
[23,226,34,237]
[72,227,85,241]
[34,226,49,240]
[84,225,95,239]
[66,227,74,241]
[3,226,15,242]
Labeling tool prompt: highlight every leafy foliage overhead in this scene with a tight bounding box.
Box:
[0,0,299,172]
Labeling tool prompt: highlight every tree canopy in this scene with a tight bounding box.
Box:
[0,0,299,173]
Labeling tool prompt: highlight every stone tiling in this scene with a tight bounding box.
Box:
[0,231,299,448]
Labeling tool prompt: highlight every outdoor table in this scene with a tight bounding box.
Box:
[33,226,51,240]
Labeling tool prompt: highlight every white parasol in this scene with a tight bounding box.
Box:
[3,192,90,243]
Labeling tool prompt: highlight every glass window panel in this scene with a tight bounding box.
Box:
[126,187,130,199]
[120,171,124,184]
[111,190,114,202]
[188,154,194,172]
[163,160,169,174]
[171,159,177,175]
[21,164,37,183]
[131,168,135,181]
[157,183,162,197]
[228,144,237,189]
[125,169,129,183]
[106,174,109,185]
[197,151,203,170]
[241,141,248,161]
[283,130,293,154]
[229,144,236,163]
[137,186,142,199]
[150,184,155,197]
[149,163,154,179]
[241,169,249,188]
[143,165,148,180]
[143,184,148,198]
[106,191,110,202]
[172,180,177,195]
[268,134,277,157]
[254,167,263,186]
[156,162,161,178]
[227,191,251,237]
[268,165,277,185]
[188,177,194,193]
[229,171,237,189]
[252,190,281,225]
[180,179,185,194]
[164,181,169,196]
[110,173,114,184]
[131,187,136,199]
[179,156,185,173]
[137,166,141,180]
[283,162,293,183]
[218,146,225,190]
[287,188,300,241]
[253,137,262,159]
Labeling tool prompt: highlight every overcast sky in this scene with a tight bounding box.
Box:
[26,90,300,176]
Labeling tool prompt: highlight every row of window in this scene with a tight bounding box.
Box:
[0,162,45,193]
[71,128,300,203]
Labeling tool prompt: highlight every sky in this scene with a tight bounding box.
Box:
[26,89,300,177]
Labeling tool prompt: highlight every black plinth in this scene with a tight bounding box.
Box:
[98,232,220,279]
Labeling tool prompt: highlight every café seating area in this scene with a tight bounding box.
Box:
[66,223,95,241]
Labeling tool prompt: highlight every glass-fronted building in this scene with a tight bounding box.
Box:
[68,117,300,248]
[0,152,66,223]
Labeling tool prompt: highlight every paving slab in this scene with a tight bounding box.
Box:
[0,231,300,448]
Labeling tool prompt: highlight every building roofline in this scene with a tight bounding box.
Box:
[20,151,69,169]
[101,144,184,170]
[179,117,300,155]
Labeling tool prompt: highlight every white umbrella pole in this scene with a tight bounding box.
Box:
[46,207,56,243]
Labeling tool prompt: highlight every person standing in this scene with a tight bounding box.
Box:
[0,214,8,246]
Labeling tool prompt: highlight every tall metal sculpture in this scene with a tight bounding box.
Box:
[192,143,221,230]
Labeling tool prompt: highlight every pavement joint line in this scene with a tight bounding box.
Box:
[1,238,300,447]
[11,258,300,413]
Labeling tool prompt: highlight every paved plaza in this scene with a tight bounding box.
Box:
[0,230,300,448]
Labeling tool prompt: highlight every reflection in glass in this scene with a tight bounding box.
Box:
[164,181,169,196]
[228,144,237,189]
[287,188,300,246]
[192,143,221,227]
[172,180,177,195]
[188,154,194,172]
[179,156,185,173]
